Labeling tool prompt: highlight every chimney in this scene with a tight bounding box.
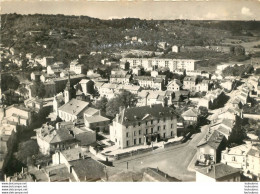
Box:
[37,165,41,170]
[78,153,82,159]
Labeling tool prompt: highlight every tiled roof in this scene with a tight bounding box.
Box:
[196,163,240,180]
[58,99,89,116]
[142,168,180,182]
[182,108,199,117]
[84,107,100,116]
[85,115,110,124]
[247,146,260,157]
[197,130,226,149]
[222,144,252,156]
[69,158,105,181]
[117,104,176,125]
[61,147,89,161]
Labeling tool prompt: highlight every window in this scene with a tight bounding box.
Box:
[163,125,166,130]
[126,140,129,147]
[171,131,173,137]
[126,132,129,137]
[134,139,136,145]
[126,125,128,129]
[158,126,160,131]
[151,120,153,124]
[163,133,166,138]
[171,124,173,128]
[146,129,148,134]
[232,157,236,161]
[146,121,148,126]
[151,128,153,133]
[138,122,141,126]
[134,131,136,136]
[139,138,142,144]
[139,130,141,135]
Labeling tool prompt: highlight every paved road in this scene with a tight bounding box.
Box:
[111,125,209,181]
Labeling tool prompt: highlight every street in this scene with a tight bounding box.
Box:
[110,125,209,181]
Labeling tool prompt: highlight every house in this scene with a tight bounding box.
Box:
[52,147,106,181]
[84,115,110,132]
[196,163,241,182]
[167,79,182,91]
[42,56,54,67]
[24,98,43,112]
[221,79,235,91]
[70,62,86,75]
[60,70,76,78]
[181,108,199,125]
[30,72,42,81]
[158,42,167,50]
[221,144,252,170]
[198,89,224,109]
[47,62,64,75]
[58,99,89,122]
[183,76,197,92]
[5,105,32,126]
[134,76,164,90]
[197,130,227,164]
[195,80,210,93]
[116,84,142,95]
[142,168,180,182]
[132,67,141,76]
[98,83,118,99]
[246,145,260,179]
[35,122,96,155]
[40,73,57,82]
[172,45,180,53]
[110,74,131,84]
[109,104,177,149]
[79,79,95,95]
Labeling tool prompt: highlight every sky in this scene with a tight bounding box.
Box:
[1,0,260,20]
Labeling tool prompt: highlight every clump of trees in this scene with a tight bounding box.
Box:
[95,90,138,118]
[1,74,20,92]
[30,81,46,98]
[222,64,254,77]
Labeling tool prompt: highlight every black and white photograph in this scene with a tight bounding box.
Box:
[0,0,260,192]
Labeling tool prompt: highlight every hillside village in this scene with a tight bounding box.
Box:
[1,14,260,182]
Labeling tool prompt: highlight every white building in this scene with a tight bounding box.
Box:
[109,104,177,149]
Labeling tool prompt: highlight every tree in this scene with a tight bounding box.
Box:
[31,81,46,98]
[228,116,247,147]
[106,90,138,117]
[95,96,108,113]
[16,140,39,165]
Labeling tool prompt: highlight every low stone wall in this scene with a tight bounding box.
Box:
[114,147,156,160]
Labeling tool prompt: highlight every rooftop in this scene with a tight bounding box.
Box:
[196,163,240,180]
[116,104,176,125]
[85,115,110,124]
[197,130,225,149]
[58,98,89,116]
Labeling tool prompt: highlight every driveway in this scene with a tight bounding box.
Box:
[111,125,209,181]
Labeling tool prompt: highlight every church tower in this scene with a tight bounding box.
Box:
[64,73,75,104]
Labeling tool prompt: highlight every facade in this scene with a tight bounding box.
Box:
[172,45,180,53]
[198,89,224,109]
[5,105,32,126]
[181,108,199,125]
[221,144,252,170]
[167,79,182,91]
[246,146,260,178]
[110,104,177,149]
[110,74,131,84]
[134,76,164,90]
[196,80,210,93]
[79,79,95,95]
[120,58,198,72]
[196,163,241,182]
[183,76,197,91]
[98,83,118,99]
[35,122,96,155]
[70,63,86,75]
[197,130,227,164]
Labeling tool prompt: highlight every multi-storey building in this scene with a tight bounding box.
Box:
[109,104,177,149]
[183,76,197,92]
[120,58,198,72]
